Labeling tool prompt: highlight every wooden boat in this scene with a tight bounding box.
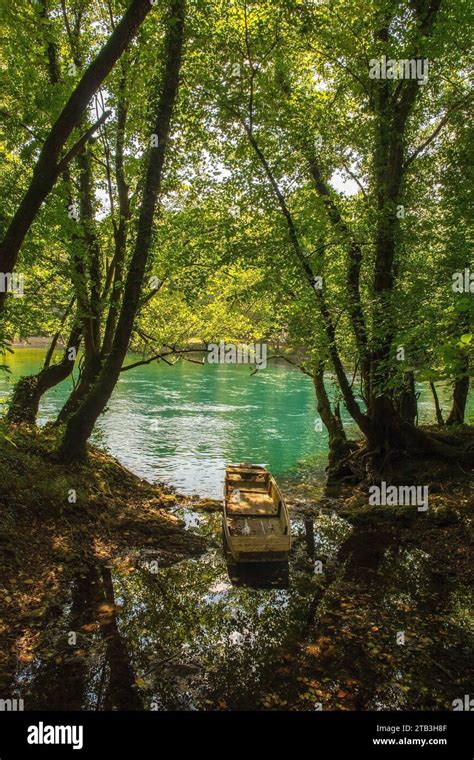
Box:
[222,464,291,563]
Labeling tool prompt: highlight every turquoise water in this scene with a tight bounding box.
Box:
[0,348,471,497]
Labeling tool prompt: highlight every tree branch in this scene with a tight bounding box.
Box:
[56,110,112,174]
[121,347,207,372]
[404,96,473,169]
[250,354,313,377]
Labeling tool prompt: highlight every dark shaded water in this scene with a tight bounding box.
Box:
[9,507,472,711]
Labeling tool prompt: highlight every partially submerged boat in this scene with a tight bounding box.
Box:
[222,464,291,563]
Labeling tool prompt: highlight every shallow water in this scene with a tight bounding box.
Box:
[12,511,352,710]
[8,506,472,711]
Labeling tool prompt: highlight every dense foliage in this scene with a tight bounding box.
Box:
[0,0,472,470]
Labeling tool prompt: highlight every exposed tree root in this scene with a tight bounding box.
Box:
[335,424,473,485]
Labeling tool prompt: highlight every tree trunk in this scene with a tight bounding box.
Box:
[77,144,103,356]
[58,0,185,462]
[55,352,102,425]
[0,0,153,312]
[395,371,417,425]
[102,80,130,357]
[429,381,444,426]
[312,363,352,476]
[57,64,130,424]
[446,372,469,426]
[53,137,105,423]
[242,126,372,439]
[7,324,81,425]
[307,159,370,401]
[364,4,442,466]
[447,310,470,426]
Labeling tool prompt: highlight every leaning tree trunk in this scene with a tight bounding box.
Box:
[7,324,81,425]
[58,0,185,462]
[56,66,131,427]
[312,362,353,478]
[0,0,153,313]
[429,381,444,426]
[55,135,105,425]
[55,352,102,425]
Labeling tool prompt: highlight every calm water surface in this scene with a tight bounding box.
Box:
[1,348,471,497]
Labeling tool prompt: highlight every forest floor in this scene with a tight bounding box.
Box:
[0,423,206,692]
[274,430,474,710]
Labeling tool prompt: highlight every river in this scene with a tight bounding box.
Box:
[1,348,471,498]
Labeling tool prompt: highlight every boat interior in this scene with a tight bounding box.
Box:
[225,466,288,537]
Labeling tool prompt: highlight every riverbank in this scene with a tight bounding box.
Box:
[1,423,472,710]
[0,423,206,694]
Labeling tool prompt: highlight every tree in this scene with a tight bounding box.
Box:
[59,0,186,461]
[192,0,472,475]
[2,0,471,478]
[0,0,154,313]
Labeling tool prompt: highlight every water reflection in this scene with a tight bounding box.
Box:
[16,566,142,710]
[8,512,350,711]
[6,508,471,711]
[226,561,290,589]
